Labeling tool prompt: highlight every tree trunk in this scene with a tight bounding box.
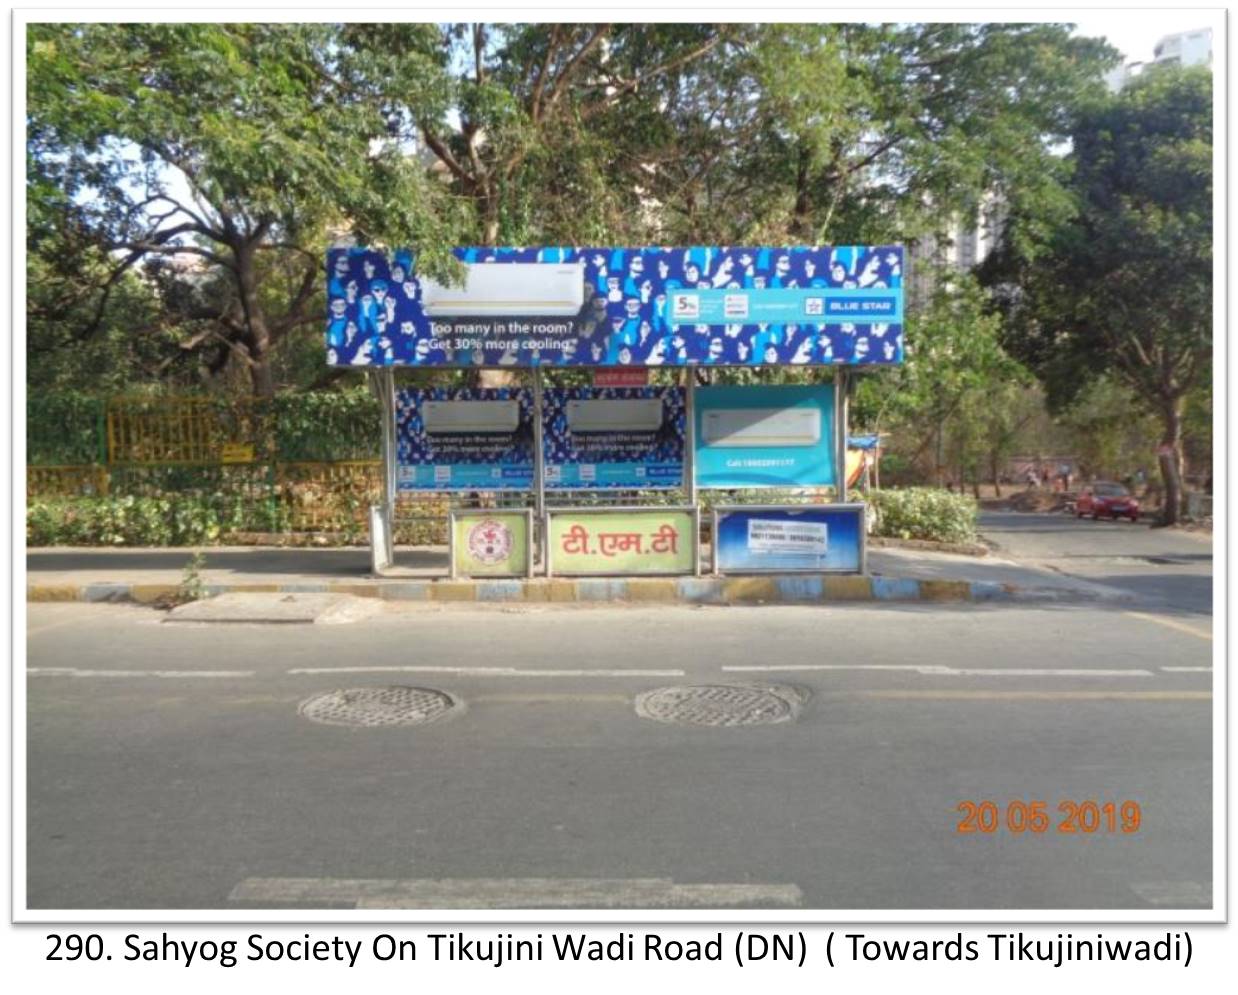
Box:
[990,449,1002,498]
[1158,393,1185,525]
[235,242,275,398]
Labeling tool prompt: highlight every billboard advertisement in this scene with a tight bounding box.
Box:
[693,384,835,489]
[326,245,903,369]
[712,505,865,574]
[395,388,534,491]
[543,386,685,489]
[546,507,698,576]
[449,510,534,578]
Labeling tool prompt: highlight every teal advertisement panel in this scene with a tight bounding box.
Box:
[693,385,835,488]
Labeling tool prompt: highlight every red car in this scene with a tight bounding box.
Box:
[1076,482,1140,521]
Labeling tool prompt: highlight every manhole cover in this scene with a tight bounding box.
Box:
[298,686,459,728]
[635,684,803,727]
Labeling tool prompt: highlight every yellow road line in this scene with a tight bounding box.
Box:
[851,690,1210,701]
[1124,611,1212,641]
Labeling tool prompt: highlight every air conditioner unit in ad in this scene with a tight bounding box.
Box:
[566,398,664,433]
[422,400,521,434]
[701,407,822,448]
[420,262,586,317]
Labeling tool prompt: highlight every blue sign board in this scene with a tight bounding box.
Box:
[713,505,865,574]
[543,386,685,489]
[693,384,835,489]
[395,388,534,491]
[326,245,903,369]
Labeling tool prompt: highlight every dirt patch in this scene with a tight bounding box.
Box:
[1007,489,1073,513]
[869,536,991,557]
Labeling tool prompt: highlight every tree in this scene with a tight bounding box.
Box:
[397,24,732,245]
[854,270,1028,486]
[592,23,1116,246]
[987,67,1212,523]
[26,23,467,396]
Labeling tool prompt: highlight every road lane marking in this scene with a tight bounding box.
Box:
[850,690,1210,701]
[27,668,254,679]
[228,876,803,909]
[1130,881,1212,907]
[283,668,683,678]
[1161,667,1212,673]
[473,693,630,704]
[722,665,1154,677]
[1123,612,1212,641]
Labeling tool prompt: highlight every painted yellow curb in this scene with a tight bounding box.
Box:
[127,584,182,604]
[722,577,780,603]
[624,579,679,602]
[823,576,873,600]
[429,581,479,602]
[918,580,971,602]
[27,585,81,602]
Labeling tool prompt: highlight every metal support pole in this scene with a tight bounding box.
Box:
[380,368,397,523]
[835,370,849,503]
[685,372,698,508]
[369,368,397,574]
[532,366,546,569]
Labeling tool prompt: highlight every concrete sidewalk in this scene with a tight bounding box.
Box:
[26,544,1127,606]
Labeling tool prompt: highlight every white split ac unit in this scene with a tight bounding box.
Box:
[566,398,664,433]
[422,400,520,434]
[701,407,822,448]
[419,262,586,317]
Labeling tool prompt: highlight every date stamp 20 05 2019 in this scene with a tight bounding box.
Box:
[956,800,1142,835]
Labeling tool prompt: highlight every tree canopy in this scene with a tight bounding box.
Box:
[986,66,1212,520]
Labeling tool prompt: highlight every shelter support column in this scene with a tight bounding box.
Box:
[532,366,546,568]
[369,368,397,574]
[835,369,849,502]
[685,372,698,508]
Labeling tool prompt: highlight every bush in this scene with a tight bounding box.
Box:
[27,494,253,546]
[870,487,978,543]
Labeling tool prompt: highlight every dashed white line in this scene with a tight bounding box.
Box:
[722,665,1154,677]
[286,666,685,677]
[27,668,254,679]
[228,876,803,909]
[1161,667,1212,673]
[1130,881,1212,907]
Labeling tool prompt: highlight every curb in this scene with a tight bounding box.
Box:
[25,575,1106,606]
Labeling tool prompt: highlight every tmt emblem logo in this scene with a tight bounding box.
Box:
[467,519,514,565]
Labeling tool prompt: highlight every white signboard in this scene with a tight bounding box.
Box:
[746,518,829,556]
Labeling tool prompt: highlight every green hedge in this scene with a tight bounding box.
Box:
[27,392,104,465]
[870,487,978,543]
[27,494,284,546]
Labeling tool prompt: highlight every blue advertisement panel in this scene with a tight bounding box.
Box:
[326,245,903,369]
[693,384,835,489]
[543,387,685,489]
[395,388,534,491]
[713,505,865,574]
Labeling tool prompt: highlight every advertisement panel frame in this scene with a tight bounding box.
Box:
[710,503,867,576]
[545,505,700,578]
[693,383,836,489]
[448,508,535,579]
[396,386,536,492]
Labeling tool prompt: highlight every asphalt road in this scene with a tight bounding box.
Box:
[979,510,1214,615]
[24,514,1215,913]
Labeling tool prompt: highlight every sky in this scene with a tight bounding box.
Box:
[1066,12,1214,63]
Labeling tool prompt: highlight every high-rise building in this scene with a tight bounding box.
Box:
[1105,27,1212,91]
